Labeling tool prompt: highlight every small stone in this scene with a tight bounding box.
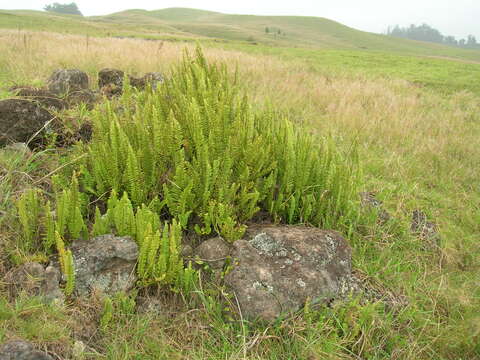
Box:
[180,244,193,258]
[360,192,391,223]
[411,210,441,249]
[194,237,231,270]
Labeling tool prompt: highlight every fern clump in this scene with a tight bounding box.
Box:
[77,47,360,242]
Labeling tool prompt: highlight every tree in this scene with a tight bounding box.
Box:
[265,27,270,34]
[444,35,458,46]
[44,2,83,16]
[466,35,477,47]
[386,23,479,49]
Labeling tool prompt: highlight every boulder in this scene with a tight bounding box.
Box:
[98,68,124,96]
[4,262,64,304]
[10,87,65,111]
[66,234,138,296]
[194,237,231,270]
[224,225,352,322]
[47,69,89,95]
[0,340,53,360]
[0,99,55,146]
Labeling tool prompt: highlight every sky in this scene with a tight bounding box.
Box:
[1,0,479,40]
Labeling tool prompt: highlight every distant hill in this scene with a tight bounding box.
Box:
[1,7,480,62]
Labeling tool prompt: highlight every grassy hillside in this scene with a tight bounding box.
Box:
[2,8,480,62]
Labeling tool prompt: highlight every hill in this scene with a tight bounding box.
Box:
[1,8,480,62]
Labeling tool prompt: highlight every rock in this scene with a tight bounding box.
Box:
[194,237,231,270]
[4,262,64,304]
[47,69,89,95]
[10,87,66,111]
[66,89,99,109]
[180,244,193,258]
[67,234,138,296]
[360,192,391,223]
[129,72,164,90]
[0,99,55,146]
[224,225,352,322]
[411,210,440,248]
[76,122,93,143]
[0,340,53,360]
[98,68,124,96]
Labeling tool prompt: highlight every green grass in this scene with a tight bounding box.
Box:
[222,44,480,95]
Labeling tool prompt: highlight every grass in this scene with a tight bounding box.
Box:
[0,28,479,359]
[2,8,480,62]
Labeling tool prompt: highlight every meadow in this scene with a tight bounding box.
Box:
[0,26,479,359]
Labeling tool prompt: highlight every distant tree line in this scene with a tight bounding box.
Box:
[44,2,83,16]
[386,24,479,49]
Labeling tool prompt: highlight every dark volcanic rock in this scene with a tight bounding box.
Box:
[0,340,53,360]
[66,234,138,296]
[10,87,65,110]
[66,89,98,109]
[98,68,124,96]
[0,99,55,146]
[47,69,89,95]
[225,225,352,322]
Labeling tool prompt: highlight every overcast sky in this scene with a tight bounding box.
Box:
[1,0,479,39]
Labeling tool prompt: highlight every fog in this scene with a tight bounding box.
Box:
[1,0,479,39]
